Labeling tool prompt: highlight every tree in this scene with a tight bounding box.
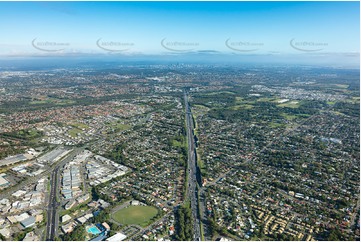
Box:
[174,204,194,240]
[327,228,343,241]
[0,233,6,241]
[62,225,86,241]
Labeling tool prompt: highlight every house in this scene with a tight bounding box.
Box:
[76,216,87,224]
[62,222,75,233]
[23,231,39,241]
[102,222,110,231]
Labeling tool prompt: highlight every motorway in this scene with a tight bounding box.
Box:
[184,91,202,240]
[45,166,60,241]
[45,148,83,240]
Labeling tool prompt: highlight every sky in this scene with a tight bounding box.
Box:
[0,1,359,66]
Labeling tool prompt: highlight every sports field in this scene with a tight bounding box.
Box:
[112,205,158,226]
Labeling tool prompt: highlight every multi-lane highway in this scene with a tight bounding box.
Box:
[45,148,82,240]
[45,166,60,241]
[184,91,202,240]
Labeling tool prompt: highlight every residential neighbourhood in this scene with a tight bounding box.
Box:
[0,64,359,241]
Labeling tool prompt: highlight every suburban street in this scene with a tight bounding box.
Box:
[184,91,202,240]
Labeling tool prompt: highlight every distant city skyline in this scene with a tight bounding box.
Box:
[0,1,359,66]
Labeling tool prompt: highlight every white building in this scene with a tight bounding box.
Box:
[0,228,11,238]
[106,233,127,241]
[61,214,72,223]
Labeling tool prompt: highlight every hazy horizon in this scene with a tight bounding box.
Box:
[0,1,359,67]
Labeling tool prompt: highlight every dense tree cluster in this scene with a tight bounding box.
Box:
[174,203,194,241]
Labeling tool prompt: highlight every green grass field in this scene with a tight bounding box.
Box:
[230,104,254,110]
[68,128,82,137]
[172,139,184,147]
[107,121,131,132]
[71,122,89,130]
[112,205,158,226]
[333,84,349,89]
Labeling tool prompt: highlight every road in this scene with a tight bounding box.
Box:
[45,148,83,240]
[184,91,202,240]
[0,149,73,200]
[0,148,79,240]
[45,166,60,241]
[128,211,174,240]
[350,189,360,230]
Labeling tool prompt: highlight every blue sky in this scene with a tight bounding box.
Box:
[0,1,359,59]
